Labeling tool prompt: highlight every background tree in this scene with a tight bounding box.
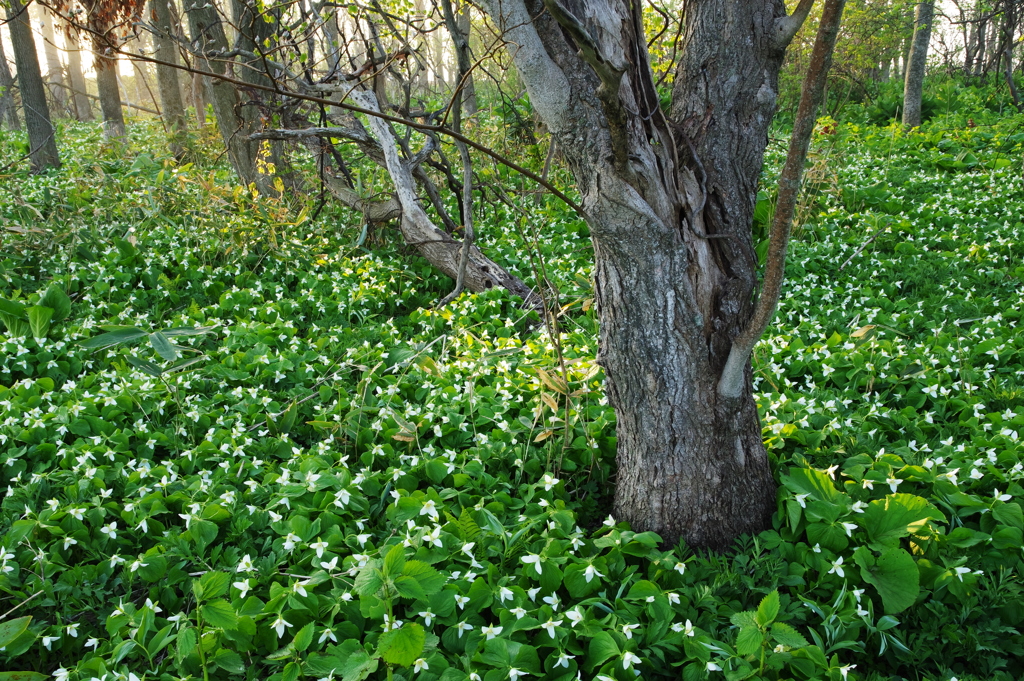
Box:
[5,0,60,170]
[54,0,147,138]
[903,0,935,125]
[0,26,21,130]
[148,0,187,155]
[64,20,93,120]
[35,2,69,115]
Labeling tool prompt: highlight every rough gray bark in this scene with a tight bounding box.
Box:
[95,50,127,139]
[7,0,60,171]
[65,29,92,121]
[0,27,21,130]
[183,0,261,184]
[902,0,934,127]
[484,0,818,548]
[36,5,69,115]
[150,0,188,155]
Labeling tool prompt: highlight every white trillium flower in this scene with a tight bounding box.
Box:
[622,651,641,668]
[413,658,429,674]
[455,621,473,638]
[419,611,435,626]
[621,623,640,639]
[271,616,293,638]
[674,562,686,575]
[521,554,543,575]
[498,586,514,602]
[828,556,845,579]
[480,625,503,640]
[540,618,562,638]
[583,564,604,583]
[510,607,527,619]
[565,608,584,627]
[554,652,575,668]
[542,592,560,610]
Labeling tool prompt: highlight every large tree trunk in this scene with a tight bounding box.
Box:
[6,0,60,171]
[150,0,188,155]
[903,0,934,126]
[95,49,127,139]
[36,4,69,116]
[0,26,21,130]
[65,29,92,121]
[484,0,820,548]
[183,0,262,186]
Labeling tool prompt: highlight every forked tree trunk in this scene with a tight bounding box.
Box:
[7,0,60,171]
[485,0,825,548]
[903,0,934,126]
[95,49,127,139]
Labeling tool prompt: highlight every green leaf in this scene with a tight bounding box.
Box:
[80,327,148,350]
[161,325,215,337]
[125,355,164,377]
[39,285,72,322]
[383,543,407,577]
[587,631,620,670]
[393,575,427,600]
[781,467,841,503]
[199,571,231,600]
[730,611,757,629]
[0,298,26,319]
[770,622,808,649]
[354,560,383,596]
[858,547,920,614]
[26,306,53,339]
[862,494,944,548]
[401,560,444,595]
[200,599,238,629]
[626,580,660,599]
[736,625,764,656]
[755,590,780,626]
[377,623,426,667]
[0,673,49,681]
[0,616,32,649]
[993,502,1024,530]
[293,622,315,652]
[149,331,178,360]
[0,312,29,338]
[213,649,245,674]
[176,626,197,664]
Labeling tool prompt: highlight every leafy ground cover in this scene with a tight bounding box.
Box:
[0,103,1022,681]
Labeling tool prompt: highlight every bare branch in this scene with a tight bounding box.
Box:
[774,0,815,49]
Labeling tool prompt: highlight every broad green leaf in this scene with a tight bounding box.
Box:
[81,327,148,350]
[730,611,757,629]
[626,580,660,600]
[770,622,808,649]
[862,494,944,548]
[0,312,29,337]
[781,467,841,503]
[176,626,197,663]
[149,331,177,360]
[563,563,599,599]
[137,555,168,582]
[161,325,215,337]
[0,298,26,318]
[377,623,426,667]
[199,571,231,600]
[735,625,764,656]
[200,599,238,629]
[393,575,427,600]
[587,631,619,670]
[402,560,444,595]
[383,543,406,577]
[755,590,780,626]
[858,547,919,614]
[354,560,383,596]
[0,673,48,681]
[293,622,315,652]
[213,649,245,674]
[39,286,72,322]
[992,502,1024,530]
[26,306,53,339]
[0,616,31,648]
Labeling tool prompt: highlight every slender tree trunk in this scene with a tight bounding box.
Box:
[182,0,260,184]
[903,0,934,127]
[35,4,68,116]
[0,26,21,130]
[150,0,188,155]
[95,49,127,139]
[457,5,477,115]
[6,0,60,171]
[65,29,92,121]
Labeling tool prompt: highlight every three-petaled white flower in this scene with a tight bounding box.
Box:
[828,556,845,579]
[583,564,604,583]
[622,651,641,669]
[233,580,251,599]
[622,623,640,639]
[481,625,503,640]
[554,652,575,668]
[522,554,543,575]
[455,621,474,638]
[271,616,293,638]
[540,618,562,638]
[413,658,429,674]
